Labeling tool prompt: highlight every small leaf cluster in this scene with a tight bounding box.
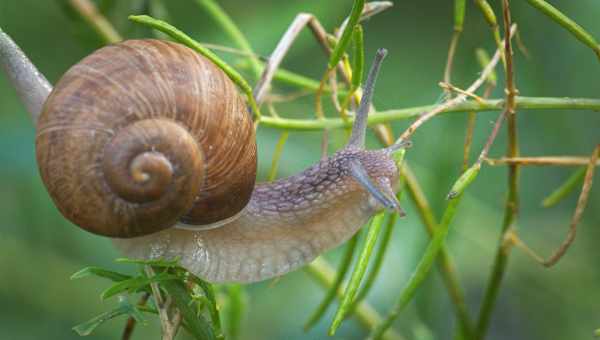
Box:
[71,257,224,339]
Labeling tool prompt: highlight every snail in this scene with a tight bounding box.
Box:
[0,30,409,283]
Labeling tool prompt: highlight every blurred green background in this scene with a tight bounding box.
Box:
[1,1,599,339]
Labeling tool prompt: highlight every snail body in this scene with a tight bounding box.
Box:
[115,147,399,283]
[0,32,407,283]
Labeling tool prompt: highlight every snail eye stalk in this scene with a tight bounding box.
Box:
[347,48,387,149]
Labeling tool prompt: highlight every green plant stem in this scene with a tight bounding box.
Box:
[476,2,519,338]
[268,132,289,181]
[330,213,385,335]
[237,60,350,96]
[402,165,474,339]
[329,0,365,69]
[525,0,600,59]
[128,15,262,119]
[258,96,600,131]
[305,258,405,340]
[474,0,502,50]
[352,213,397,306]
[194,0,263,79]
[444,0,465,86]
[370,166,480,340]
[541,167,586,207]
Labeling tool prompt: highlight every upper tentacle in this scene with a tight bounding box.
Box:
[346,48,387,148]
[0,28,52,122]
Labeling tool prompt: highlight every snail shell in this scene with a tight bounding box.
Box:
[35,39,256,238]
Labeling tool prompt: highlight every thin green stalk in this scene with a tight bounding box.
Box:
[268,132,290,181]
[475,49,497,86]
[443,0,466,85]
[237,62,349,96]
[402,165,474,339]
[352,213,398,305]
[541,167,587,207]
[370,166,480,340]
[464,49,496,171]
[525,0,600,59]
[330,213,386,335]
[128,15,262,119]
[329,0,365,69]
[304,234,359,330]
[194,0,263,78]
[476,2,519,338]
[305,258,405,340]
[258,96,600,131]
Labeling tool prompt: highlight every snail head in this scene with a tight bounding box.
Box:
[343,48,411,216]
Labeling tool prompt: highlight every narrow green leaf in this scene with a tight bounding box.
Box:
[70,266,131,282]
[73,297,145,336]
[162,279,216,340]
[525,0,600,59]
[352,212,398,306]
[542,167,586,207]
[73,308,124,336]
[329,0,365,69]
[370,183,470,339]
[329,212,385,335]
[101,272,178,300]
[128,15,262,118]
[304,233,359,330]
[351,25,365,91]
[188,274,223,338]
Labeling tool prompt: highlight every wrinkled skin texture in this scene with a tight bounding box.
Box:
[114,148,400,283]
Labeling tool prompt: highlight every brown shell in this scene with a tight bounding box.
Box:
[35,39,256,238]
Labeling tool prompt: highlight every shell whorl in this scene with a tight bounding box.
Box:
[35,39,256,238]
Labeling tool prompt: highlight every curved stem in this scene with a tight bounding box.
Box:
[259,96,600,131]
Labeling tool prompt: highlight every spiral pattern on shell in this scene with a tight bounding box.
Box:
[35,39,256,238]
